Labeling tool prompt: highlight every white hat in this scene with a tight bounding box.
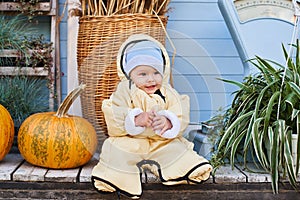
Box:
[122,40,164,76]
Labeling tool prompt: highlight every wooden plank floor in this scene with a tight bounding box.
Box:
[0,124,277,185]
[2,153,300,200]
[0,152,275,184]
[0,153,168,184]
[0,153,94,183]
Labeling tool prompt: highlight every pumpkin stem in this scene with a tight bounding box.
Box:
[55,83,86,118]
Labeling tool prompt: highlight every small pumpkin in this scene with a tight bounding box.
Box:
[18,84,98,169]
[0,104,14,161]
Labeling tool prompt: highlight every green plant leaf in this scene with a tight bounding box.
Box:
[253,80,278,119]
[230,129,246,168]
[295,40,300,76]
[217,78,244,90]
[252,117,268,170]
[217,111,254,151]
[284,91,299,113]
[296,115,300,174]
[243,114,254,151]
[283,131,297,190]
[288,82,300,99]
[249,56,281,82]
[269,126,279,194]
[263,91,280,134]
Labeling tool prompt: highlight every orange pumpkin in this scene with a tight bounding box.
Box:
[0,104,14,161]
[18,84,98,169]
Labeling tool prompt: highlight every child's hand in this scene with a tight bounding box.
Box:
[134,112,154,127]
[152,113,172,135]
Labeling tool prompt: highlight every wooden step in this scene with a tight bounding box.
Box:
[0,153,299,199]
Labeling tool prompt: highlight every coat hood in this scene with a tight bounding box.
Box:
[117,34,170,84]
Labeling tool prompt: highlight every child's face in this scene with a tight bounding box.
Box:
[130,65,163,94]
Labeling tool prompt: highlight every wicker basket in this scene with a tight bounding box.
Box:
[77,14,168,145]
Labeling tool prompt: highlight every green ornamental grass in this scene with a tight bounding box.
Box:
[0,76,49,127]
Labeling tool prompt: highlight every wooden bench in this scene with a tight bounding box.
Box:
[0,152,279,185]
[1,152,300,199]
[1,124,299,199]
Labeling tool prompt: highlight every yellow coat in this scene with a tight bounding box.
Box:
[92,34,212,199]
[102,79,190,139]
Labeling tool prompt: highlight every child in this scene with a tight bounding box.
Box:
[92,34,212,199]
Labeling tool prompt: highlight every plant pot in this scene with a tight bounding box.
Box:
[189,130,214,160]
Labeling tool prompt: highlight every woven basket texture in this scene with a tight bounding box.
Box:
[77,14,168,145]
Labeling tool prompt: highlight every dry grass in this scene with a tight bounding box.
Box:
[80,0,171,16]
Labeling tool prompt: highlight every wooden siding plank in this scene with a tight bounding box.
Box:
[190,110,212,122]
[168,2,223,21]
[212,58,244,74]
[13,162,48,182]
[172,57,244,75]
[189,93,234,111]
[196,39,241,57]
[166,39,239,57]
[173,75,243,93]
[45,168,80,183]
[172,72,244,122]
[170,0,218,3]
[173,75,229,93]
[0,154,23,181]
[167,21,231,39]
[177,93,234,122]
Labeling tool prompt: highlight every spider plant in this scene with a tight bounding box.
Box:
[215,40,300,194]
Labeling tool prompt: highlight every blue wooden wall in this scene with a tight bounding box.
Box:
[165,0,244,122]
[57,0,245,123]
